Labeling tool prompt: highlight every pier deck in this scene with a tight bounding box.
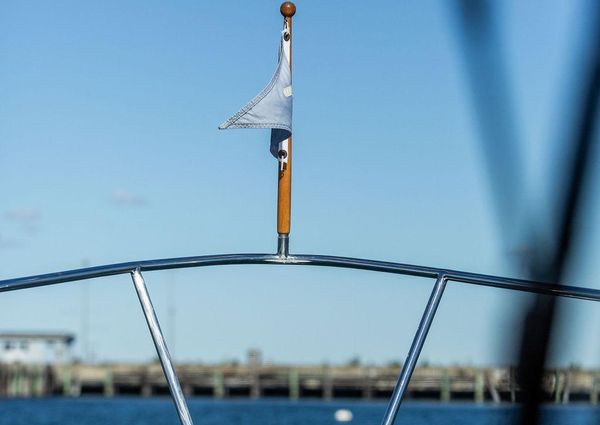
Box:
[0,363,597,403]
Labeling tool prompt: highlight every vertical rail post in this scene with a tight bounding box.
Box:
[131,268,194,425]
[276,2,296,257]
[380,274,447,425]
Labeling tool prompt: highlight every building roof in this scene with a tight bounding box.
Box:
[0,332,75,344]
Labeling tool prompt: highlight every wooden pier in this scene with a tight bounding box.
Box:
[0,362,599,403]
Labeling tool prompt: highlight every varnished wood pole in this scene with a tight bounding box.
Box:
[277,2,295,255]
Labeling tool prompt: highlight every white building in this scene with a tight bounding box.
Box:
[0,333,74,364]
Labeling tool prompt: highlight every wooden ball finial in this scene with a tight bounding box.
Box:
[280,2,296,18]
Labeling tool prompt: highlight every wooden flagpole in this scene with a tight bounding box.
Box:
[277,2,295,257]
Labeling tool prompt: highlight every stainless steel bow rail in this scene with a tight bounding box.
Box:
[2,253,600,425]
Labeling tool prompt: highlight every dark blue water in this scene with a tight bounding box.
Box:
[0,398,598,425]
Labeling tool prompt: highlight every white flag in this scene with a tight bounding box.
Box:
[219,30,292,165]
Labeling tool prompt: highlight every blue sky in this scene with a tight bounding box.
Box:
[1,0,600,367]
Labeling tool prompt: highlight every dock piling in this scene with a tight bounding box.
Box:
[474,370,485,403]
[212,369,225,398]
[440,369,451,402]
[289,369,299,400]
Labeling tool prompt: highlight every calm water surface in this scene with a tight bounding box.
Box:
[0,398,598,425]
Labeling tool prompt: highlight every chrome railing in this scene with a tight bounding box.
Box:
[1,252,599,425]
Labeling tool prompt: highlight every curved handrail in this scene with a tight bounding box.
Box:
[1,252,599,301]
[3,251,600,425]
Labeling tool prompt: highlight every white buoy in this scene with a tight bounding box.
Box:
[334,409,353,422]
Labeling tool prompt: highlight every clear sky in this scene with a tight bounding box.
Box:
[1,0,600,367]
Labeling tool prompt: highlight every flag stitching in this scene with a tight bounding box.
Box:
[218,39,291,132]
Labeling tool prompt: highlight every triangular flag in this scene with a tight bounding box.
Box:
[219,30,292,161]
